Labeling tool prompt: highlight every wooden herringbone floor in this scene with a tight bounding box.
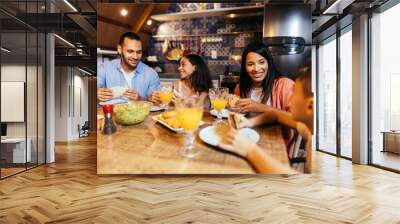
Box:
[1,135,400,224]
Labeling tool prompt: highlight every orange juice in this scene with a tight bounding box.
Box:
[211,99,227,112]
[177,108,203,132]
[160,91,173,104]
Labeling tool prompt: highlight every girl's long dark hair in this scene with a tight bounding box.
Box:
[239,41,283,103]
[181,54,213,93]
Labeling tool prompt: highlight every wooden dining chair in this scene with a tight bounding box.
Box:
[289,133,310,173]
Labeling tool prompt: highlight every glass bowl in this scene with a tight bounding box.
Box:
[113,101,151,125]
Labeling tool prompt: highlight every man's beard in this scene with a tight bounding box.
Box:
[121,54,139,70]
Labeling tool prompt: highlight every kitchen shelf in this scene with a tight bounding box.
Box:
[152,30,262,39]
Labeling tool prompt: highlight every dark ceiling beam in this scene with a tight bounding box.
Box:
[97,15,131,30]
[67,14,96,46]
[55,55,96,71]
[132,5,155,33]
[0,8,38,31]
[78,66,96,75]
[86,0,97,12]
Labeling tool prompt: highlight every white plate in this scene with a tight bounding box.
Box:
[150,104,164,112]
[210,109,229,118]
[152,115,204,133]
[199,125,260,146]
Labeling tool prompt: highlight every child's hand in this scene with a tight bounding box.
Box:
[296,122,312,139]
[228,112,250,129]
[218,128,257,158]
[236,115,252,129]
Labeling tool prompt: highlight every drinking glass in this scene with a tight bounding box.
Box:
[209,87,229,123]
[175,95,204,158]
[158,84,173,110]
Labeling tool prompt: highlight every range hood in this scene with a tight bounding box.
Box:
[263,2,311,77]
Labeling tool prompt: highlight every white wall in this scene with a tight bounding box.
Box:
[71,72,89,139]
[1,64,46,164]
[1,65,25,165]
[55,66,69,141]
[1,65,42,137]
[54,66,89,141]
[1,65,26,139]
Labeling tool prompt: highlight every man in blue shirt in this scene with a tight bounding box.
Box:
[97,32,160,103]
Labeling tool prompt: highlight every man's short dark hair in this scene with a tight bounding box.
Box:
[296,66,313,97]
[118,32,141,45]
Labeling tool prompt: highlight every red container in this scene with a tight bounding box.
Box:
[102,104,114,114]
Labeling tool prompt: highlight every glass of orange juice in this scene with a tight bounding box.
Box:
[209,87,229,123]
[175,95,204,158]
[158,84,173,110]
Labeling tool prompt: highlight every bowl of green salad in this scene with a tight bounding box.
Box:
[113,101,151,125]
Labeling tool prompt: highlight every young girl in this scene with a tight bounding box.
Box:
[173,54,213,107]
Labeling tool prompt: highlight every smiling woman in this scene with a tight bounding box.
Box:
[233,41,296,157]
[234,41,294,114]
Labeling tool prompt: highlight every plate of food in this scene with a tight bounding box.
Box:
[153,111,204,133]
[199,124,260,147]
[150,104,164,112]
[210,109,230,118]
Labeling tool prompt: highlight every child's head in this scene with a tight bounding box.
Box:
[290,66,314,131]
[178,54,213,93]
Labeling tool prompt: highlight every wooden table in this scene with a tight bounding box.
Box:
[97,111,289,174]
